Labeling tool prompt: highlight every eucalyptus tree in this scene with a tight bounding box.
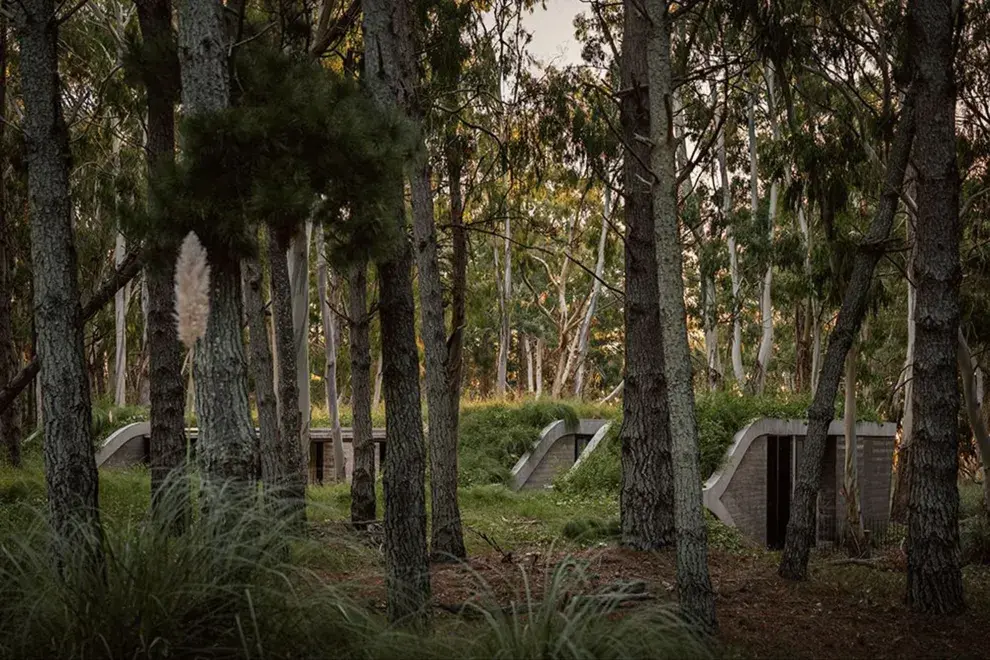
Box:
[0,18,18,467]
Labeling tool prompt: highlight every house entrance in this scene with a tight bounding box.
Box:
[766,435,792,549]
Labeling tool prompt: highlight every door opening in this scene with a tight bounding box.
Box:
[766,435,792,549]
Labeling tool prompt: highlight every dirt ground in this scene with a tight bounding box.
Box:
[323,541,990,659]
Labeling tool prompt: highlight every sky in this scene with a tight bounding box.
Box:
[522,0,586,67]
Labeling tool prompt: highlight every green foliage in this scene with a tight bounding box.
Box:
[133,46,414,268]
[457,400,608,487]
[561,516,621,544]
[91,399,150,443]
[558,393,824,496]
[961,514,990,566]
[457,557,711,659]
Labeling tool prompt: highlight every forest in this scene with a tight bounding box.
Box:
[0,0,989,657]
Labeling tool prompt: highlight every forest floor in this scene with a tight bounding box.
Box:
[306,483,990,660]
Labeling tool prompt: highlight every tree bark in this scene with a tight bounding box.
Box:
[619,0,674,551]
[0,18,20,467]
[363,0,431,627]
[410,163,466,560]
[645,0,716,632]
[114,232,128,406]
[241,252,279,486]
[348,262,377,526]
[495,213,511,397]
[447,130,467,424]
[891,195,917,524]
[288,223,312,477]
[778,89,917,581]
[723,102,744,385]
[17,2,103,559]
[906,0,963,614]
[179,0,255,491]
[316,224,345,482]
[269,227,306,523]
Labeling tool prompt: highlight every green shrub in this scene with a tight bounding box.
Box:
[961,514,990,565]
[959,481,986,519]
[561,516,621,544]
[91,399,151,442]
[457,400,585,487]
[558,392,822,496]
[455,556,711,659]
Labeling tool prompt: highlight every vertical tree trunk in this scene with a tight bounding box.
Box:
[778,90,917,581]
[645,0,716,632]
[447,131,467,424]
[906,0,963,615]
[268,227,306,523]
[525,336,534,393]
[843,342,866,552]
[373,353,383,408]
[138,0,187,528]
[410,163,466,560]
[17,2,103,557]
[179,0,255,490]
[114,232,128,406]
[891,195,917,524]
[722,102,745,385]
[363,0,431,627]
[619,0,674,552]
[958,331,990,515]
[288,223,312,474]
[573,192,610,398]
[242,251,279,487]
[495,214,511,397]
[137,277,151,406]
[535,338,543,398]
[0,18,20,467]
[348,262,377,526]
[316,225,345,482]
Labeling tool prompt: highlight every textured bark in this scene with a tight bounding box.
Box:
[0,19,20,467]
[288,224,312,471]
[495,212,511,397]
[778,90,917,581]
[410,164,465,560]
[179,0,255,493]
[269,227,306,523]
[18,3,103,557]
[645,1,716,631]
[242,253,279,486]
[372,353,383,408]
[905,0,963,612]
[619,0,674,552]
[364,0,431,627]
[316,224,345,482]
[723,111,744,385]
[348,262,376,526]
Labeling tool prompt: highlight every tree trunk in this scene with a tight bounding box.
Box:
[778,89,917,581]
[18,2,103,558]
[495,213,511,397]
[525,336,534,393]
[114,232,128,406]
[410,163,466,560]
[373,353,383,408]
[842,341,866,552]
[958,331,990,515]
[723,104,745,385]
[179,0,255,492]
[137,277,151,406]
[447,130,467,424]
[573,191,610,398]
[891,192,917,525]
[288,223,312,475]
[619,0,674,552]
[906,0,963,614]
[348,262,376,527]
[0,19,20,467]
[363,0,431,627]
[268,227,306,524]
[535,337,543,398]
[316,225,345,482]
[241,252,279,487]
[645,1,716,632]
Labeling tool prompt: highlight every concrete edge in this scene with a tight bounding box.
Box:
[568,422,613,474]
[95,421,151,468]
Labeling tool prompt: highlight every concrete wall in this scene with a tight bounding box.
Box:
[721,436,768,545]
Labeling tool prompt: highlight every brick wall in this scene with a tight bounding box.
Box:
[723,436,767,545]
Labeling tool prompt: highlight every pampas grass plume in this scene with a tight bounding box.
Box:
[174,232,210,349]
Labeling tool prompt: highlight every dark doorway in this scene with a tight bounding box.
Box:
[766,435,792,549]
[314,442,325,485]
